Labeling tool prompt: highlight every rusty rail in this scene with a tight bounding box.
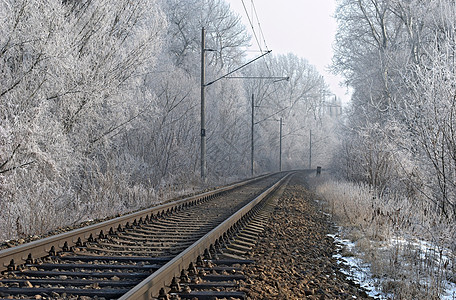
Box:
[120,172,292,299]
[0,174,272,273]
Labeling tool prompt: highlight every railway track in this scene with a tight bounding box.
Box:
[0,172,292,299]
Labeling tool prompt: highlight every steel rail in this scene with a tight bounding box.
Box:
[0,174,272,273]
[120,172,293,299]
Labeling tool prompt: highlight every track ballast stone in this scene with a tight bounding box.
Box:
[241,172,373,299]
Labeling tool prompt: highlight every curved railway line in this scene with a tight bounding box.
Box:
[0,172,293,299]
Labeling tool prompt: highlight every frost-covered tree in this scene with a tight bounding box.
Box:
[331,2,456,298]
[163,0,249,72]
[134,0,252,180]
[0,0,333,242]
[332,0,456,218]
[241,53,330,174]
[0,0,166,238]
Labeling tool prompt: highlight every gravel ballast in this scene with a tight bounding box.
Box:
[241,172,374,299]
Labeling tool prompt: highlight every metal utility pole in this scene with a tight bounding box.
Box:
[200,27,207,180]
[309,129,312,169]
[200,27,273,180]
[279,117,283,172]
[251,94,254,177]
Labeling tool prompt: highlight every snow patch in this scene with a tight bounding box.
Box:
[328,233,385,299]
[388,238,456,300]
[329,232,456,300]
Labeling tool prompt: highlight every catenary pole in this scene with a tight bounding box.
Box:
[251,94,254,177]
[201,28,207,181]
[200,27,275,180]
[309,129,312,169]
[279,117,283,172]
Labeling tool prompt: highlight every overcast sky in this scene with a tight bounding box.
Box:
[226,0,351,103]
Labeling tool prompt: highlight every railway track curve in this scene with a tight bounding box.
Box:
[0,172,293,299]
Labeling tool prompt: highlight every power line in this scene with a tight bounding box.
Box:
[241,0,263,53]
[251,0,269,51]
[240,1,272,75]
[205,50,272,86]
[250,0,271,73]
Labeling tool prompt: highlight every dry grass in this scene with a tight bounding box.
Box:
[0,170,204,242]
[310,176,456,299]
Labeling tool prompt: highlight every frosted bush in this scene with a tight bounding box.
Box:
[315,178,455,299]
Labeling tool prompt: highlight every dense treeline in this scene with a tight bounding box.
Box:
[324,1,456,297]
[332,0,456,220]
[0,0,330,240]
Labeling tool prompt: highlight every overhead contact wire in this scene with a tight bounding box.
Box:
[241,0,263,53]
[252,0,269,51]
[250,0,272,74]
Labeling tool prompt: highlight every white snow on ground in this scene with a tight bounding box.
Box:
[328,232,456,300]
[328,233,386,299]
[387,238,456,300]
[442,281,456,300]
